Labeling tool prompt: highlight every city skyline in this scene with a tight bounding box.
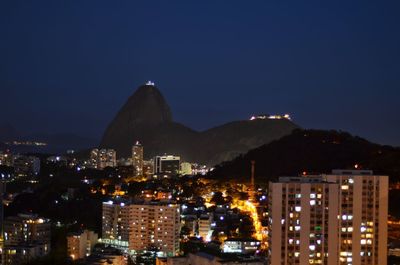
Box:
[1,1,400,146]
[1,1,399,264]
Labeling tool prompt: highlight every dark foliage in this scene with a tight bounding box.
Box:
[209,129,400,182]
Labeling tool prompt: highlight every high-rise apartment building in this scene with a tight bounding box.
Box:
[102,201,180,256]
[268,176,339,265]
[268,170,388,265]
[323,170,388,265]
[101,201,130,249]
[90,149,117,169]
[129,203,180,256]
[132,142,144,177]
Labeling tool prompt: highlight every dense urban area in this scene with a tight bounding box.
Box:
[0,132,400,265]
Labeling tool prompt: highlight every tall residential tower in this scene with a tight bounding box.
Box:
[132,142,144,178]
[268,170,388,265]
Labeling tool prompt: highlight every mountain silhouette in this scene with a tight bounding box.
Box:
[100,83,298,165]
[209,129,400,182]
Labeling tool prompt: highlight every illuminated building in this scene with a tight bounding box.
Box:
[0,151,13,167]
[143,160,154,178]
[12,155,40,177]
[268,170,388,265]
[132,142,144,177]
[90,149,117,169]
[197,214,212,241]
[4,214,51,246]
[268,176,339,265]
[180,162,192,175]
[67,230,98,260]
[154,155,180,176]
[128,203,180,256]
[101,201,130,249]
[102,201,180,256]
[322,170,388,265]
[222,238,261,254]
[3,214,51,265]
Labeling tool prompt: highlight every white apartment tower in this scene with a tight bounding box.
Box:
[323,170,388,265]
[102,201,180,256]
[268,170,388,265]
[268,176,340,265]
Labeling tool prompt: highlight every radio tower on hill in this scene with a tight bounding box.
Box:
[249,160,256,202]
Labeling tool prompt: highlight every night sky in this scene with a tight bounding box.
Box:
[1,1,400,146]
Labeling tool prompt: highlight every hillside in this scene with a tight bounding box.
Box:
[209,129,400,182]
[198,119,298,164]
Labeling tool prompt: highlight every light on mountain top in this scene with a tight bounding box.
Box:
[146,81,155,86]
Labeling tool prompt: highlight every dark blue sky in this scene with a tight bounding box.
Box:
[1,1,400,146]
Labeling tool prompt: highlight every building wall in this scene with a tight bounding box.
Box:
[132,143,144,177]
[129,204,180,256]
[3,215,51,265]
[268,172,388,265]
[101,202,129,248]
[4,215,51,246]
[67,234,86,260]
[268,179,339,265]
[67,230,98,260]
[323,171,388,265]
[198,214,212,241]
[90,149,117,169]
[154,155,180,175]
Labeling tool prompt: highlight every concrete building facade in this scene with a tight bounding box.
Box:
[132,142,144,177]
[67,230,98,260]
[102,201,180,256]
[268,170,388,265]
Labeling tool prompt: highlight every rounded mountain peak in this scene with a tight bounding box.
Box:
[113,82,172,126]
[104,82,172,130]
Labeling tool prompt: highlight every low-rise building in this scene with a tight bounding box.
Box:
[198,214,212,241]
[4,244,49,265]
[67,230,98,260]
[154,155,180,176]
[3,214,51,265]
[222,238,260,254]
